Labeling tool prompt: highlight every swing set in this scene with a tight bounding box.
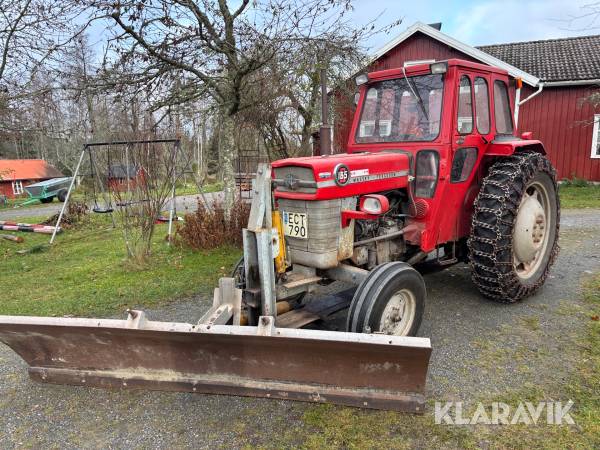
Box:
[50,139,182,244]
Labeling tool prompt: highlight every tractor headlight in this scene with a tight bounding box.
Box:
[359,194,390,214]
[415,150,440,198]
[355,73,369,86]
[430,62,447,74]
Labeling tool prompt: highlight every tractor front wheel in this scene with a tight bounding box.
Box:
[40,196,54,204]
[468,152,560,302]
[347,262,425,337]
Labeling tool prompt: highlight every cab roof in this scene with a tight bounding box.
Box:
[367,58,510,81]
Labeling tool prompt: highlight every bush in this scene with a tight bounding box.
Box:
[42,201,89,228]
[175,199,250,250]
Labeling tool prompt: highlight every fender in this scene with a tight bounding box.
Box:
[485,139,547,156]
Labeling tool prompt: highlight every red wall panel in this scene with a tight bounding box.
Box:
[518,86,600,181]
[0,179,36,199]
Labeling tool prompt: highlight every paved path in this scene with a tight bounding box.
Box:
[0,192,225,221]
[0,209,598,448]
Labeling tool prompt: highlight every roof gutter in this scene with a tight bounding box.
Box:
[543,79,600,87]
[514,82,544,127]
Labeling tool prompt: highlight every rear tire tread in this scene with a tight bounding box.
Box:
[468,152,560,303]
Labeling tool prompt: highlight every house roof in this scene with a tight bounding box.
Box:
[477,35,600,83]
[0,159,64,181]
[370,22,540,87]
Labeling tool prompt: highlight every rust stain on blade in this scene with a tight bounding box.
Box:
[0,315,432,413]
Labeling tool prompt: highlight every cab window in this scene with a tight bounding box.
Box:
[494,80,514,134]
[457,76,473,134]
[474,78,490,134]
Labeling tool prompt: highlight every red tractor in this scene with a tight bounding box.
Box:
[240,58,560,337]
[0,59,560,413]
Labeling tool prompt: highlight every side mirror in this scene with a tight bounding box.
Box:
[521,131,533,140]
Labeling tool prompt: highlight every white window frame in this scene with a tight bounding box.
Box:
[359,119,392,138]
[12,180,23,195]
[359,120,375,137]
[378,119,392,137]
[591,114,600,159]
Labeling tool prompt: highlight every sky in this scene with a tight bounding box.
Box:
[348,0,600,51]
[86,0,600,59]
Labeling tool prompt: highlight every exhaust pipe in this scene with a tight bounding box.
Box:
[320,68,332,156]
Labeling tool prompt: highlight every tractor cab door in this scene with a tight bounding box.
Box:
[437,70,493,245]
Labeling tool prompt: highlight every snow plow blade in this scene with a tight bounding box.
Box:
[0,312,431,413]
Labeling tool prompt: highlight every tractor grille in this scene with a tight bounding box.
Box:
[273,166,316,194]
[278,197,356,269]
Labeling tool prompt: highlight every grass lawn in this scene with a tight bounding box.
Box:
[285,274,600,449]
[0,214,241,317]
[559,184,600,209]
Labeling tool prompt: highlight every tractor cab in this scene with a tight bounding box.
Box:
[341,59,546,252]
[349,58,518,152]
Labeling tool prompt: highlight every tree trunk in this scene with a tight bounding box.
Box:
[221,114,236,216]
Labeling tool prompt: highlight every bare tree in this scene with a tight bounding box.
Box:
[88,0,369,214]
[238,15,400,159]
[0,0,86,96]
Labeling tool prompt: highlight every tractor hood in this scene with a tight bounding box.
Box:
[272,152,411,201]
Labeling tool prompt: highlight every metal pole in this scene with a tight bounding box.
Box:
[320,68,332,155]
[167,141,179,244]
[50,146,86,244]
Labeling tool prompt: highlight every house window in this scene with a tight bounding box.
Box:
[592,114,600,159]
[12,180,24,195]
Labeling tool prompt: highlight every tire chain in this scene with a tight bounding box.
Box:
[467,152,560,303]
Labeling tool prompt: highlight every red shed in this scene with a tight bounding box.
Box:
[333,22,600,181]
[0,159,64,199]
[106,164,146,192]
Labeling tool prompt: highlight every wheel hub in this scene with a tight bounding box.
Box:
[513,182,551,279]
[379,289,416,336]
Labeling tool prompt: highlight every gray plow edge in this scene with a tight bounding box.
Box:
[0,312,431,413]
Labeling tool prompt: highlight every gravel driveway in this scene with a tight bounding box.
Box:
[0,192,224,221]
[0,209,598,448]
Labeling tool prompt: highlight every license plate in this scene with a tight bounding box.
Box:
[282,211,308,239]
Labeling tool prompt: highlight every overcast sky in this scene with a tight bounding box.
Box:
[349,0,600,51]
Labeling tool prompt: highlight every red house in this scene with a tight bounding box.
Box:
[0,159,64,199]
[106,164,146,192]
[333,22,600,181]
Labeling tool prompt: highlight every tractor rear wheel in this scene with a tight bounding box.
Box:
[347,262,425,337]
[468,152,560,302]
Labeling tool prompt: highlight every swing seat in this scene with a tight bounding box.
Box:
[93,207,114,214]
